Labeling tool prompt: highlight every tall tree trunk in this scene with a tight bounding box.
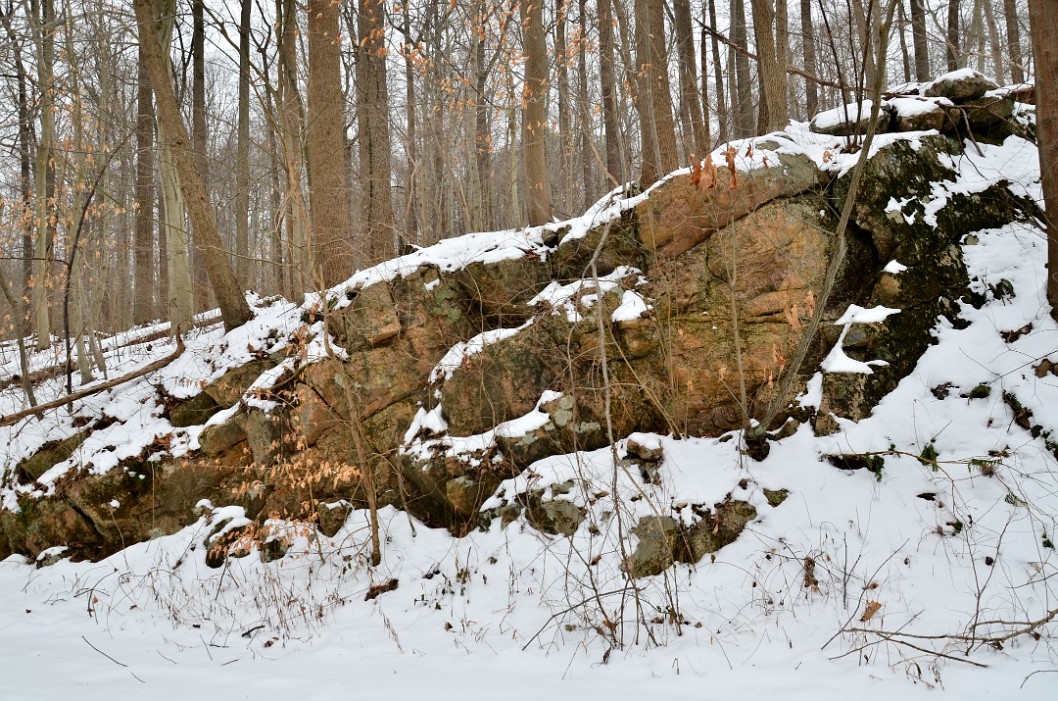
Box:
[708,0,728,141]
[402,0,419,244]
[699,23,713,148]
[577,0,596,206]
[306,0,354,285]
[731,0,754,138]
[356,0,396,263]
[751,0,789,134]
[1028,0,1058,320]
[1003,0,1025,83]
[909,0,931,81]
[276,0,307,296]
[947,0,962,71]
[522,0,552,225]
[897,1,912,84]
[598,0,623,184]
[555,0,572,215]
[134,51,156,324]
[801,0,819,116]
[133,0,252,331]
[191,0,211,311]
[235,0,251,288]
[31,0,57,350]
[983,0,1004,84]
[674,0,707,156]
[635,0,679,186]
[0,4,36,322]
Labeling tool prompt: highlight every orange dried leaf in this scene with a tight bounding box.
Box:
[860,600,882,622]
[725,146,738,188]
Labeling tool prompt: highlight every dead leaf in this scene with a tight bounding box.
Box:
[725,146,738,188]
[860,600,882,622]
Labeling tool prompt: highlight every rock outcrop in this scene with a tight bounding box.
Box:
[0,90,1040,571]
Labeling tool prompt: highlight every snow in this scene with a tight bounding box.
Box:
[2,113,1057,700]
[884,260,908,274]
[811,99,879,130]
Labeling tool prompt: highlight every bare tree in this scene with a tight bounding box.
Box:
[1004,0,1025,82]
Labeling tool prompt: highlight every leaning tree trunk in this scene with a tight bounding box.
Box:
[132,0,252,331]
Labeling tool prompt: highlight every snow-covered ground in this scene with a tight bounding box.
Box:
[2,118,1057,698]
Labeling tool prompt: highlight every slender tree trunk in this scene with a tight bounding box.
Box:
[947,0,962,71]
[731,0,754,138]
[276,0,307,296]
[897,1,912,84]
[134,49,156,324]
[1027,0,1058,320]
[402,0,419,243]
[984,0,1005,84]
[191,0,211,311]
[31,0,57,350]
[674,0,707,156]
[1004,0,1025,83]
[598,0,623,183]
[522,0,552,225]
[708,0,729,141]
[133,0,252,331]
[0,5,36,322]
[555,0,572,215]
[577,0,595,206]
[909,0,931,81]
[235,0,251,287]
[356,0,396,263]
[802,0,819,116]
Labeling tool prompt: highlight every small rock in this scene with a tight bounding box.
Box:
[626,434,664,462]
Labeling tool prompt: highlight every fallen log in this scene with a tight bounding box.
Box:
[0,334,185,428]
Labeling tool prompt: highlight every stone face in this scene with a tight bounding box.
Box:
[637,147,823,259]
[4,124,1036,564]
[16,431,87,482]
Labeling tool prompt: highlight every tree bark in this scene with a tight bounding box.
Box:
[1004,0,1025,83]
[356,0,396,263]
[731,0,754,138]
[909,0,931,81]
[801,0,819,116]
[306,0,355,285]
[947,0,961,71]
[133,0,252,331]
[708,0,728,141]
[1027,0,1058,320]
[598,0,623,184]
[674,0,707,156]
[522,0,552,225]
[235,0,251,288]
[635,0,679,186]
[751,0,789,134]
[134,53,156,324]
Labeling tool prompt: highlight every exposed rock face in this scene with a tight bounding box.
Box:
[0,107,1038,570]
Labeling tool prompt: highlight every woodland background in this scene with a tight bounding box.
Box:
[0,0,1043,351]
